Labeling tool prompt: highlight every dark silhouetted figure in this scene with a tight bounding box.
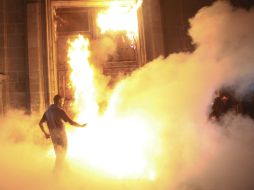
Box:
[39,94,86,173]
[209,92,237,122]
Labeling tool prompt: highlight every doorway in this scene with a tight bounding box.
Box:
[46,0,145,108]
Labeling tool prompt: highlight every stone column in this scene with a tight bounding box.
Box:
[0,74,6,116]
[0,0,8,113]
[142,0,165,62]
[26,2,45,113]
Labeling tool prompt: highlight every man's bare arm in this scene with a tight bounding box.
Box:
[61,110,87,127]
[39,114,50,139]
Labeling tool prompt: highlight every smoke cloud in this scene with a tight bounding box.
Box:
[1,1,254,190]
[0,111,53,190]
[90,36,117,69]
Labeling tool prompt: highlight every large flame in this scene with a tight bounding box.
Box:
[66,35,156,180]
[64,0,156,180]
[67,35,98,124]
[97,0,143,41]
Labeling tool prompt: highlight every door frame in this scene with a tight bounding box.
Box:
[45,0,147,104]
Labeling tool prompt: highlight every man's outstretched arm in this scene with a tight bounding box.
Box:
[61,110,86,127]
[39,114,50,139]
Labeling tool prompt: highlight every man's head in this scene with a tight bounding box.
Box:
[53,94,64,107]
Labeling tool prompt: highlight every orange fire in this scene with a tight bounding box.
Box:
[66,35,156,180]
[67,35,99,124]
[97,0,143,41]
[65,0,156,180]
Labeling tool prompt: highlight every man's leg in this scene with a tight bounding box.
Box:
[51,129,68,174]
[53,143,67,174]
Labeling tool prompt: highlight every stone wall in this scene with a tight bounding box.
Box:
[3,0,29,109]
[0,0,6,114]
[0,0,4,73]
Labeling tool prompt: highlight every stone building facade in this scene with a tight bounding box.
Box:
[0,0,253,115]
[0,0,28,112]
